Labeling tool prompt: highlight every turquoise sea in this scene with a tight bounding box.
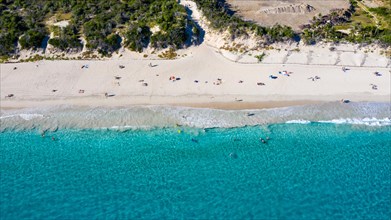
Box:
[1,103,390,219]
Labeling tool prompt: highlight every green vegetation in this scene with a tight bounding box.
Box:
[48,24,83,51]
[194,0,295,43]
[158,48,178,59]
[302,0,391,46]
[369,7,391,28]
[255,53,266,62]
[0,10,26,56]
[0,0,189,56]
[0,0,389,59]
[19,28,47,49]
[124,25,151,52]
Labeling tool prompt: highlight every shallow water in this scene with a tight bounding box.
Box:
[1,102,390,131]
[1,123,390,219]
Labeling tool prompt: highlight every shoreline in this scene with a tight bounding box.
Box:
[1,102,390,131]
[0,99,324,110]
[1,97,390,111]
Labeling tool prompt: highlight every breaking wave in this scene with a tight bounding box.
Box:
[1,102,390,132]
[286,118,391,126]
[286,120,311,124]
[318,118,391,126]
[0,114,44,121]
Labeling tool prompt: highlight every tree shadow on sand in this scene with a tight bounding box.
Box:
[184,5,206,47]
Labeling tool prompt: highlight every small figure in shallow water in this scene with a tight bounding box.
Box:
[191,138,198,143]
[229,152,238,159]
[51,137,56,141]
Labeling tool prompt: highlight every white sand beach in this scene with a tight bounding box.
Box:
[1,44,390,110]
[1,0,390,110]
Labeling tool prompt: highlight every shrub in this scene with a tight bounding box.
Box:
[19,28,47,49]
[124,25,151,52]
[255,53,266,62]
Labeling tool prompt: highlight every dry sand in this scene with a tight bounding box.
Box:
[1,0,389,110]
[227,0,350,30]
[1,44,390,110]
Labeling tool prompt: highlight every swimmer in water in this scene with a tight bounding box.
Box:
[260,138,266,143]
[51,137,56,141]
[229,152,238,159]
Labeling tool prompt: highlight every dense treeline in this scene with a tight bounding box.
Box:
[0,10,27,56]
[0,0,189,57]
[48,24,83,51]
[0,0,389,58]
[0,0,296,58]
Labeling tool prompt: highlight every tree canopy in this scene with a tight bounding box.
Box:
[0,0,389,58]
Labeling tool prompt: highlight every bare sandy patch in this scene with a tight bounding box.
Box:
[227,0,350,30]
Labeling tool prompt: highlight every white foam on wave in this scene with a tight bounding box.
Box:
[0,114,44,121]
[1,102,390,131]
[318,117,391,127]
[108,125,153,130]
[19,114,44,121]
[285,118,391,126]
[0,115,16,120]
[286,120,311,124]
